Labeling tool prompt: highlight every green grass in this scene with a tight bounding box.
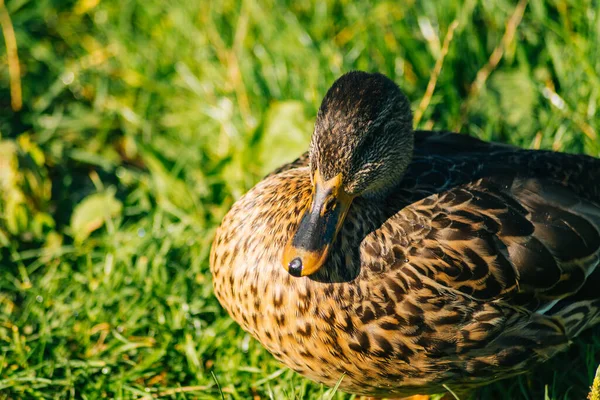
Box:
[1,0,600,398]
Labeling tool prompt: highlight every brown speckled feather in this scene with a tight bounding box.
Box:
[211,131,600,397]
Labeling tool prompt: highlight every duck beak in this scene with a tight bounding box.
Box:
[282,170,353,277]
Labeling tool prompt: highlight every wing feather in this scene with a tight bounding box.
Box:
[398,175,600,337]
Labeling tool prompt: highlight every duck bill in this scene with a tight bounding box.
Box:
[282,171,353,277]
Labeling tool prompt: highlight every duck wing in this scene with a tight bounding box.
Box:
[392,166,600,337]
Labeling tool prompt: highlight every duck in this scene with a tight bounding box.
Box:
[210,71,600,398]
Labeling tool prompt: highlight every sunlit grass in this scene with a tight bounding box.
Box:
[1,0,599,398]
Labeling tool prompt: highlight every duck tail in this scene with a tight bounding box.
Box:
[548,298,600,338]
[541,256,600,338]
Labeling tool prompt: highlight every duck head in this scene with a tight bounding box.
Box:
[282,71,414,277]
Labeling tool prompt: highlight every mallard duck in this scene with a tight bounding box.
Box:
[210,71,600,398]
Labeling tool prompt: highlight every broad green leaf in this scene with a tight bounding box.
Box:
[70,189,122,243]
[259,100,312,176]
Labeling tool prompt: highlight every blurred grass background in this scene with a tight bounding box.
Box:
[1,0,600,398]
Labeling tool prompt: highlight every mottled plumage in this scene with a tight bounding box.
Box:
[210,72,600,397]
